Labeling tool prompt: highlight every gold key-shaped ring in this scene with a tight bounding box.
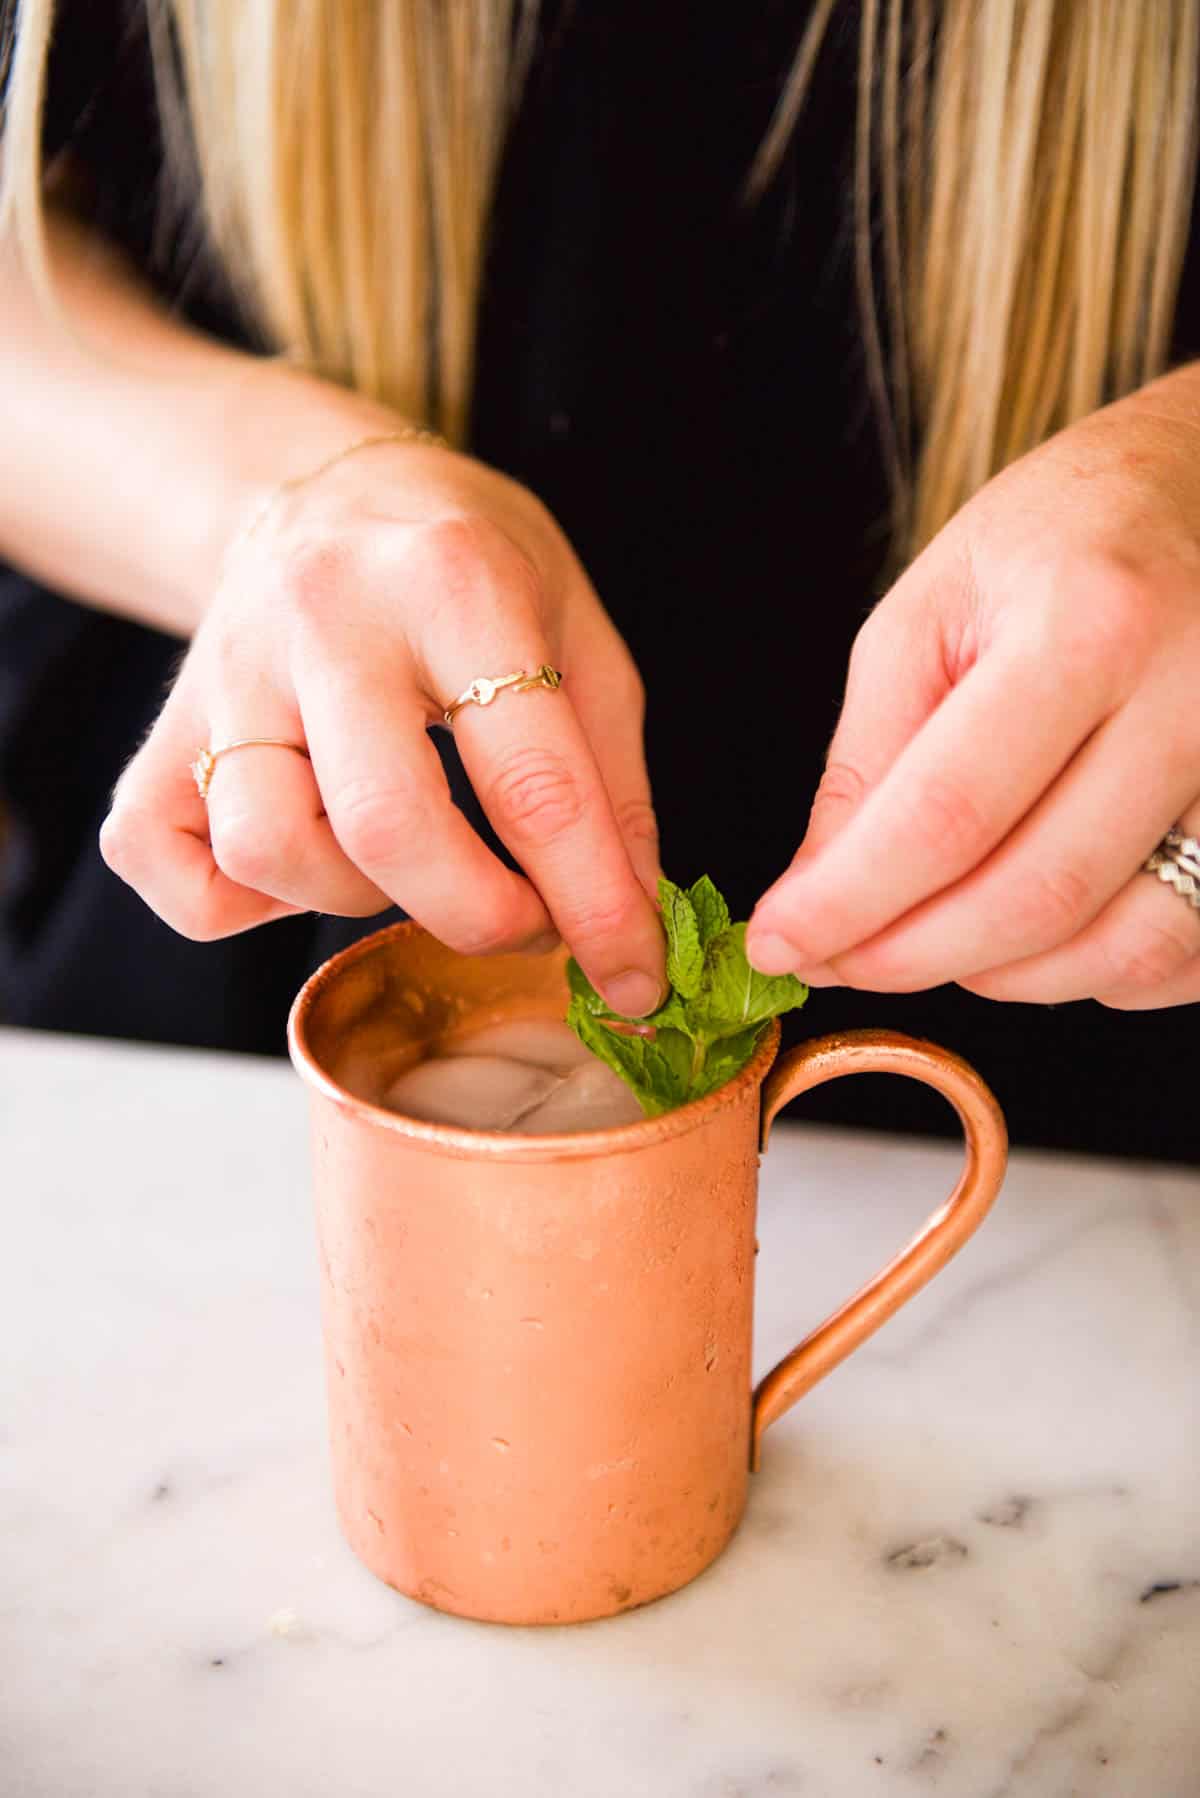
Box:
[443,664,562,725]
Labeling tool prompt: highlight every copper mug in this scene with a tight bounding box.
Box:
[288,921,1007,1626]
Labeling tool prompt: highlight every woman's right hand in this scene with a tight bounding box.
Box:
[99,427,668,1018]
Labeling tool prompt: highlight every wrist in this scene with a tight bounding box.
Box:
[196,358,428,630]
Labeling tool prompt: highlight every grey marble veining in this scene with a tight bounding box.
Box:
[1,1026,1197,1797]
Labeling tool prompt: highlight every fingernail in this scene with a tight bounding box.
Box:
[637,859,665,901]
[603,970,664,1018]
[525,929,562,955]
[745,931,800,976]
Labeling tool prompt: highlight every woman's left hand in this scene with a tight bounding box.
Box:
[745,365,1200,1010]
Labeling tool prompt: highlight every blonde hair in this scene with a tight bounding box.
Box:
[3,0,1199,553]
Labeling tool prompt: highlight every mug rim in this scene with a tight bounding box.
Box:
[287,919,782,1162]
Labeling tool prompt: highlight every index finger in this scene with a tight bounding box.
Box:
[300,664,556,955]
[446,659,667,1017]
[747,639,1112,975]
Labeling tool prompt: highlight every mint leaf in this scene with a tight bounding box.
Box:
[565,875,809,1118]
[567,997,691,1117]
[658,876,704,999]
[691,922,810,1036]
[687,875,730,947]
[641,988,691,1033]
[566,955,608,1015]
[687,1025,764,1101]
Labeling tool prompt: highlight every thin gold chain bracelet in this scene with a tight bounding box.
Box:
[236,424,450,550]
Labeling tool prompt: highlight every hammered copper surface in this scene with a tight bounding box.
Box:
[289,923,1007,1624]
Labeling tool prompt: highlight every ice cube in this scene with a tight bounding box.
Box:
[380,1054,561,1130]
[510,1059,645,1134]
[435,1016,594,1075]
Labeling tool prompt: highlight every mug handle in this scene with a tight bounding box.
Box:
[751,1029,1008,1471]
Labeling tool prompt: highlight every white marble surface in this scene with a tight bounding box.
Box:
[2,1026,1198,1798]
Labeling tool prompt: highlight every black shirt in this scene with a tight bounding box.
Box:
[2,0,1196,1161]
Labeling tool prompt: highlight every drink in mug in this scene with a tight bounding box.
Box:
[373,1013,647,1133]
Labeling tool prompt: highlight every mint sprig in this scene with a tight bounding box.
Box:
[565,875,808,1117]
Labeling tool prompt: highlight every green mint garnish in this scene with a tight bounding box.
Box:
[565,874,808,1117]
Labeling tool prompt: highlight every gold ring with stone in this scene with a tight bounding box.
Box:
[190,739,310,802]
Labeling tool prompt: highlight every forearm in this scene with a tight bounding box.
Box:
[0,207,392,637]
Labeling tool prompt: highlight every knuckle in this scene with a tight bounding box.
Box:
[615,661,647,719]
[331,776,427,869]
[416,515,542,610]
[485,746,585,844]
[98,807,139,879]
[448,916,530,958]
[563,890,644,947]
[209,813,300,892]
[847,592,916,673]
[847,612,885,669]
[1087,557,1151,638]
[410,516,544,653]
[170,894,225,943]
[279,534,357,624]
[158,877,230,943]
[614,795,659,850]
[101,803,250,941]
[957,968,1008,999]
[903,773,990,861]
[812,759,869,818]
[1100,918,1197,993]
[1049,554,1154,681]
[1010,861,1094,940]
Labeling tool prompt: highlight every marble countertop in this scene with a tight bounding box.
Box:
[2,1026,1198,1797]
